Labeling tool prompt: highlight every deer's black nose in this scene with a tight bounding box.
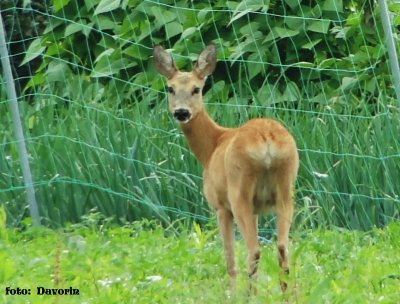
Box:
[173,108,191,122]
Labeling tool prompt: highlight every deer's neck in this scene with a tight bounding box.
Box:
[180,109,226,167]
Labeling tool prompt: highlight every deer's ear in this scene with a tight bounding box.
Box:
[193,44,217,79]
[153,45,177,79]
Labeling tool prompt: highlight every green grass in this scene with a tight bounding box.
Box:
[1,218,399,303]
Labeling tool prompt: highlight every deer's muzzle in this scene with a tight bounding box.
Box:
[173,108,191,123]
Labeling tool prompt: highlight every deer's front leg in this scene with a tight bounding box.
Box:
[216,208,236,289]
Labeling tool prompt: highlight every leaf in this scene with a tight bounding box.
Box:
[263,26,299,43]
[46,61,71,82]
[240,22,260,36]
[318,58,339,69]
[322,0,343,13]
[333,26,352,39]
[28,116,36,129]
[228,0,268,25]
[20,38,46,66]
[43,19,64,34]
[94,48,115,64]
[193,222,202,240]
[210,80,226,94]
[91,57,134,78]
[284,0,300,10]
[285,16,304,30]
[165,22,183,38]
[274,27,300,39]
[352,50,370,65]
[247,62,263,80]
[256,84,282,105]
[84,0,98,11]
[23,0,32,8]
[307,20,331,34]
[229,8,253,25]
[151,7,176,28]
[94,16,116,30]
[94,0,121,15]
[181,27,197,40]
[137,20,151,42]
[82,23,94,37]
[23,72,46,91]
[197,9,210,23]
[53,0,71,12]
[283,81,301,101]
[301,39,322,50]
[64,22,93,38]
[389,3,400,12]
[340,77,358,92]
[346,13,361,27]
[65,23,81,37]
[123,44,151,60]
[394,15,400,26]
[226,1,239,10]
[292,61,314,69]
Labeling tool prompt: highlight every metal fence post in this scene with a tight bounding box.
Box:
[0,12,40,225]
[378,0,400,106]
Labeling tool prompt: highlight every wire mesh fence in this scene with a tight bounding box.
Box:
[0,0,399,230]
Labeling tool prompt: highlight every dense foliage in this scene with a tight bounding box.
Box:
[0,0,49,94]
[20,0,399,110]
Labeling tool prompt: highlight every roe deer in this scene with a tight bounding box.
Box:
[153,44,299,292]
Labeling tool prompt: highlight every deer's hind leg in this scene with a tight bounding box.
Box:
[228,174,260,290]
[275,175,294,292]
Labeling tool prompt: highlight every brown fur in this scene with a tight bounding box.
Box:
[153,45,299,292]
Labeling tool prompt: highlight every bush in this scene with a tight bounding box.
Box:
[21,0,397,111]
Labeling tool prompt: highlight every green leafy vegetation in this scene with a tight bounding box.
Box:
[16,0,399,109]
[1,2,399,302]
[0,0,399,229]
[0,219,399,303]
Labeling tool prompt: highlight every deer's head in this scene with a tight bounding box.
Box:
[153,45,217,123]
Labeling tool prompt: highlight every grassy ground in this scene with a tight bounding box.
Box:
[1,218,399,304]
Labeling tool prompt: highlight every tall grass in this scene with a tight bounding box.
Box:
[0,77,399,230]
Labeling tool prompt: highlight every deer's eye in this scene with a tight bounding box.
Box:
[168,87,175,95]
[192,87,201,95]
